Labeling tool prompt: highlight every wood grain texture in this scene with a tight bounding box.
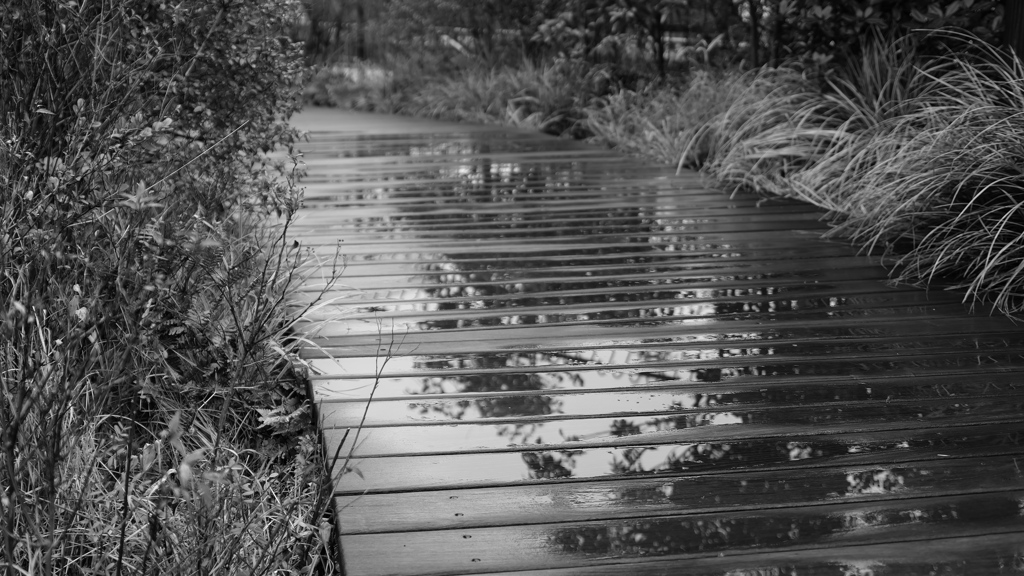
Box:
[292,109,1024,576]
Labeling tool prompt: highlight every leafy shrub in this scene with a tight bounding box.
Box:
[0,1,334,574]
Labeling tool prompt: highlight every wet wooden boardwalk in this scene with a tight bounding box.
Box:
[290,108,1024,575]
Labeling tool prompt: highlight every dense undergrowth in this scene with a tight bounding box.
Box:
[309,31,1024,318]
[1,1,336,574]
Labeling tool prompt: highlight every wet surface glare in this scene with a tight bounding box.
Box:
[293,112,1024,576]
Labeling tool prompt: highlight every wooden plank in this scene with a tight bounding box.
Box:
[317,368,1023,407]
[302,257,893,288]
[305,306,1014,340]
[291,278,911,309]
[305,324,1016,357]
[291,204,826,230]
[297,262,898,297]
[304,312,1018,351]
[312,363,1024,409]
[310,347,1024,382]
[339,490,1024,576]
[291,247,865,276]
[479,532,1024,575]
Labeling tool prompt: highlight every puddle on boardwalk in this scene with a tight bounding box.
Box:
[297,122,1024,572]
[302,130,1024,473]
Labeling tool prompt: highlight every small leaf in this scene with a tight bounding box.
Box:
[178,460,193,488]
[164,411,186,455]
[141,443,157,471]
[177,448,207,489]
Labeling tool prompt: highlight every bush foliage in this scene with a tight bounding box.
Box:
[1,1,333,574]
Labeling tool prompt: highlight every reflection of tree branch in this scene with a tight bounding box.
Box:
[522,449,583,479]
[496,422,541,445]
[545,350,677,383]
[546,351,591,365]
[338,318,407,483]
[631,369,678,382]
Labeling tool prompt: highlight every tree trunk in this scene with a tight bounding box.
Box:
[653,16,666,77]
[747,0,760,68]
[712,0,733,45]
[1006,0,1024,59]
[771,0,783,66]
[355,0,366,60]
[331,0,344,54]
[303,1,326,58]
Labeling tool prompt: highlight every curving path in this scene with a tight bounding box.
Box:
[291,107,1024,576]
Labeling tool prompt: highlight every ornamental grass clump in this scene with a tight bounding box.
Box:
[687,31,1024,316]
[695,34,935,213]
[1,1,337,574]
[832,34,1024,315]
[584,71,750,166]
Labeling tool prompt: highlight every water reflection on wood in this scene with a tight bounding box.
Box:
[292,110,1024,576]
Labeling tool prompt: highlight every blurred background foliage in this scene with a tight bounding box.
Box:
[295,0,1010,74]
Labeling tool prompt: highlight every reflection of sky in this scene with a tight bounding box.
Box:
[574,444,697,479]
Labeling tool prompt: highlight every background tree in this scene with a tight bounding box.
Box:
[1005,0,1024,56]
[770,0,1003,67]
[298,0,1011,78]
